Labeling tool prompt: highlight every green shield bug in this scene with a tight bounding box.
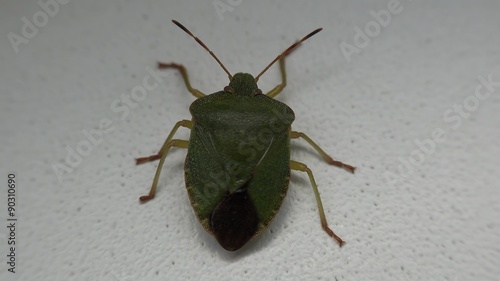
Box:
[136,20,355,251]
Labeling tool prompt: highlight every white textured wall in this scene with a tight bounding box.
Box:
[1,1,499,280]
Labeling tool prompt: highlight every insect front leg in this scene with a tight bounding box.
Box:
[266,58,287,98]
[290,160,345,247]
[157,62,206,98]
[136,119,192,202]
[291,131,355,173]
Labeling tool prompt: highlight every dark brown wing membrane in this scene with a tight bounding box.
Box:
[210,177,259,251]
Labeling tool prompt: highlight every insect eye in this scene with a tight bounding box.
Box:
[252,89,263,96]
[224,86,235,94]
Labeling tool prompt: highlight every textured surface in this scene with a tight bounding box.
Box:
[1,1,499,280]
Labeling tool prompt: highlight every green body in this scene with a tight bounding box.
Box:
[185,73,295,250]
[138,22,353,251]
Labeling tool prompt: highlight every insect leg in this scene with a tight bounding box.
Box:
[265,58,287,98]
[138,139,189,203]
[291,131,355,173]
[157,62,206,98]
[136,119,193,203]
[136,119,193,164]
[290,160,345,247]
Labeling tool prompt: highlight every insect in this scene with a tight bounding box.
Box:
[136,20,355,251]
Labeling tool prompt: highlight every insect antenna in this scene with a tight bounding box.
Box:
[172,20,233,80]
[254,27,322,82]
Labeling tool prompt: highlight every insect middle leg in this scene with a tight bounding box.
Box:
[266,58,287,98]
[290,160,345,246]
[291,131,355,173]
[136,120,192,202]
[157,62,206,98]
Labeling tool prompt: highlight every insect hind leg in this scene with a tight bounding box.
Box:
[136,119,192,202]
[138,139,189,202]
[290,160,345,246]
